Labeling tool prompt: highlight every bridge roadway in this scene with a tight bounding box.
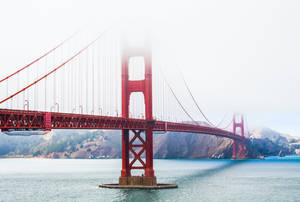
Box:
[0,109,245,142]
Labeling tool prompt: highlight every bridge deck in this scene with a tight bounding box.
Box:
[0,109,245,141]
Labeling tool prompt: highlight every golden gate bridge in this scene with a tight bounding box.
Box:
[0,30,247,188]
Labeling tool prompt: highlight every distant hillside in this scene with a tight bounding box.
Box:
[0,130,122,159]
[0,127,298,159]
[249,128,300,156]
[250,128,300,146]
[153,133,235,159]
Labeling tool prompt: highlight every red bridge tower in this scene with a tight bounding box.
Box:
[119,43,156,186]
[232,114,246,159]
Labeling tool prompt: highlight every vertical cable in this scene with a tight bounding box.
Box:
[78,56,80,114]
[86,46,89,114]
[163,78,165,121]
[114,38,117,116]
[73,61,75,112]
[92,43,95,114]
[97,40,101,115]
[34,62,38,110]
[107,37,110,116]
[23,85,25,110]
[102,39,105,115]
[17,72,20,109]
[69,60,72,112]
[71,58,79,113]
[6,79,9,108]
[61,41,64,112]
[26,67,29,109]
[104,36,106,115]
[115,40,121,116]
[80,52,82,113]
[45,56,47,111]
[53,50,56,110]
[70,62,72,112]
[62,59,65,112]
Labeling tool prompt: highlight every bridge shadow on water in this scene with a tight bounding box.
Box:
[115,160,248,202]
[174,159,247,184]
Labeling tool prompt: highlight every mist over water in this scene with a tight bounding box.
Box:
[0,158,299,202]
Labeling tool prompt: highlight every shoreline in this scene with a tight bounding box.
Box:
[1,155,299,160]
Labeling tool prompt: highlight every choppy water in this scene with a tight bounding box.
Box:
[0,157,300,202]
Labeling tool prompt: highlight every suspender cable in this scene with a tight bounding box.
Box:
[115,40,118,116]
[34,62,38,110]
[61,62,64,112]
[79,55,82,113]
[53,50,56,109]
[17,71,20,109]
[75,58,78,113]
[92,43,95,114]
[44,56,47,111]
[6,80,8,108]
[86,47,89,114]
[97,40,101,115]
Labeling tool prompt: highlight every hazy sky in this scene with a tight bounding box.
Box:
[0,0,300,136]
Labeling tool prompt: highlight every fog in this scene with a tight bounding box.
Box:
[0,0,299,136]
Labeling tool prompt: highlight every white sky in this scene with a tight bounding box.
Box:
[0,0,300,136]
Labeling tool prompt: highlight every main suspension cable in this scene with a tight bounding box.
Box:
[179,69,232,129]
[219,119,233,130]
[160,68,198,125]
[0,30,107,105]
[181,73,216,127]
[0,31,79,84]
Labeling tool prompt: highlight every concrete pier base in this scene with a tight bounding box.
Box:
[99,176,178,189]
[99,183,178,189]
[119,176,157,186]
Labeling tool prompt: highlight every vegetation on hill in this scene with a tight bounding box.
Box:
[0,127,298,159]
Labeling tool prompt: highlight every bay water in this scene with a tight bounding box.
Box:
[0,157,300,202]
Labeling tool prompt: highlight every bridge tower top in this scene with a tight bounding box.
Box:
[233,114,244,138]
[121,42,152,120]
